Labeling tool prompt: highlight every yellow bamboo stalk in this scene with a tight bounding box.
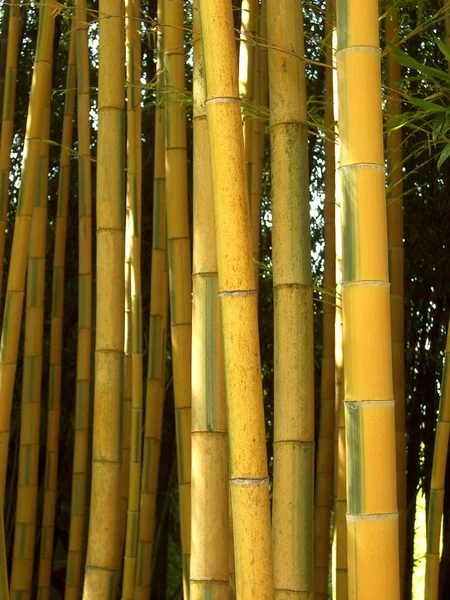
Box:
[37,22,77,600]
[82,1,125,596]
[10,73,51,600]
[0,0,57,509]
[121,1,143,597]
[0,0,20,300]
[163,1,192,595]
[134,2,169,597]
[336,1,400,598]
[315,2,336,598]
[190,3,229,598]
[198,2,274,598]
[425,320,450,600]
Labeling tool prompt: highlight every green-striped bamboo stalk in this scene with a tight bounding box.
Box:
[198,2,274,598]
[336,1,400,597]
[386,9,406,589]
[82,1,125,596]
[0,0,57,508]
[65,1,93,597]
[37,23,76,600]
[134,1,169,596]
[267,2,315,597]
[0,0,20,300]
[121,1,143,596]
[163,0,192,595]
[425,320,450,600]
[10,74,51,600]
[315,3,336,598]
[190,3,229,598]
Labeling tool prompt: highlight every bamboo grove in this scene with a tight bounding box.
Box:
[0,1,448,599]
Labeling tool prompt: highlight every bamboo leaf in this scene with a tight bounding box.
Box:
[393,47,450,83]
[437,143,450,170]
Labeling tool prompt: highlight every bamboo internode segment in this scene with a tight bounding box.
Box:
[0,0,56,510]
[0,0,20,301]
[199,1,273,598]
[191,4,229,598]
[82,1,125,597]
[425,320,449,600]
[336,2,400,599]
[38,23,76,600]
[267,1,315,597]
[65,3,93,598]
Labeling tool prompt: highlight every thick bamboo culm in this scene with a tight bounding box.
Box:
[0,0,20,301]
[65,2,93,597]
[134,0,169,595]
[425,320,450,600]
[198,2,274,598]
[37,23,76,600]
[386,8,407,590]
[0,0,57,508]
[82,1,125,596]
[336,2,400,598]
[314,2,336,598]
[190,2,229,599]
[163,0,192,595]
[121,0,143,596]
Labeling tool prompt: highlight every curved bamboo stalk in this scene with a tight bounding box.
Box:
[198,2,274,598]
[37,22,77,600]
[0,0,57,509]
[190,3,229,598]
[134,2,169,597]
[82,1,125,596]
[163,1,192,595]
[65,1,93,597]
[315,3,336,598]
[0,0,20,301]
[336,1,400,597]
[425,320,450,600]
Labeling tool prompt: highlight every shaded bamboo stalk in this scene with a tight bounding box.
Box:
[134,0,169,596]
[82,1,125,595]
[198,1,274,598]
[65,1,93,597]
[314,2,336,598]
[425,319,450,600]
[0,500,7,600]
[0,0,57,508]
[37,22,77,600]
[190,2,229,598]
[0,0,20,301]
[163,0,192,595]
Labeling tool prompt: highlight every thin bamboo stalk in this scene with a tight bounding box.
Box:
[0,500,7,600]
[336,1,400,597]
[190,3,229,598]
[37,22,77,600]
[134,1,169,597]
[82,1,125,596]
[425,320,450,600]
[163,1,192,595]
[0,0,57,509]
[198,2,274,598]
[65,1,93,597]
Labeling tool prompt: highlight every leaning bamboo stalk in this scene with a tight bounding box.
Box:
[0,0,57,508]
[134,1,169,596]
[163,0,192,595]
[336,1,400,597]
[65,2,93,597]
[315,3,336,598]
[0,0,20,301]
[37,23,76,600]
[10,81,51,600]
[425,320,450,600]
[190,3,229,598]
[82,1,125,596]
[198,2,274,598]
